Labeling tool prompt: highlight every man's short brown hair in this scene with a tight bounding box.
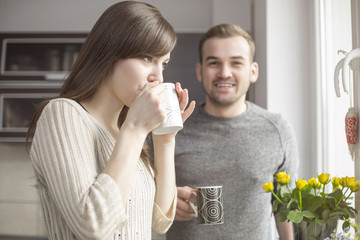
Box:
[198,23,255,63]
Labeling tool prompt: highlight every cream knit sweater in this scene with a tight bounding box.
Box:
[30,98,175,240]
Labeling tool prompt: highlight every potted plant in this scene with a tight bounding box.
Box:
[262,172,359,240]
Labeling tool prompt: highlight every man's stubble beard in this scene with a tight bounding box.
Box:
[200,81,248,107]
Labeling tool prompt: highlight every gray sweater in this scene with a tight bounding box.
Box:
[167,101,299,240]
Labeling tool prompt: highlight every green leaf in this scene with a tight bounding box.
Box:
[326,219,338,230]
[286,198,296,208]
[319,192,328,198]
[315,218,325,225]
[279,185,291,198]
[308,196,324,212]
[278,208,289,222]
[342,221,351,231]
[322,209,331,220]
[302,210,317,219]
[292,188,300,198]
[328,210,347,220]
[272,200,280,213]
[342,205,356,218]
[288,210,303,224]
[327,198,336,209]
[347,206,358,217]
[328,189,344,202]
[307,220,322,237]
[303,185,313,192]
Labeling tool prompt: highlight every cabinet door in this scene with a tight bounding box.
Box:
[0,82,61,142]
[0,33,87,81]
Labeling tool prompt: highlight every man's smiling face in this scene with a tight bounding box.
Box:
[196,36,258,107]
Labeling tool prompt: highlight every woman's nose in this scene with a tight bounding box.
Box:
[148,65,164,83]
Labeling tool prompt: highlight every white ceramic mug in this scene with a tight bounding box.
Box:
[152,83,183,135]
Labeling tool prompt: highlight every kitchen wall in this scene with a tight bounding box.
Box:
[265,0,316,179]
[0,0,316,238]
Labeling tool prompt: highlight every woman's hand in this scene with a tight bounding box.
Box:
[124,82,167,135]
[152,82,195,143]
[176,82,196,123]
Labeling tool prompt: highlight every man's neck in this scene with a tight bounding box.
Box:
[203,100,248,118]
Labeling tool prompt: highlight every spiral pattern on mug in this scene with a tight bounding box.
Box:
[197,187,224,224]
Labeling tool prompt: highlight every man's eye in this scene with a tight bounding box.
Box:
[144,56,152,63]
[233,61,243,66]
[208,61,218,66]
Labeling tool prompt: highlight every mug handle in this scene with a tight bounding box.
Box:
[187,201,197,214]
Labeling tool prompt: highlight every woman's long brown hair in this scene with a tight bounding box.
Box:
[27,1,177,167]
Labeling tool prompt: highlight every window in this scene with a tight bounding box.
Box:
[315,0,353,177]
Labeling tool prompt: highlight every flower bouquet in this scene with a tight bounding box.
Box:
[262,172,360,240]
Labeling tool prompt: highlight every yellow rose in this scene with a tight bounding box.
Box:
[350,181,360,192]
[276,171,291,185]
[342,177,357,188]
[332,177,341,186]
[332,177,341,189]
[308,178,320,189]
[340,177,345,186]
[318,173,330,185]
[262,181,274,192]
[296,179,308,191]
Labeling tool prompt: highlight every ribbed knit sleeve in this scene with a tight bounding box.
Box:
[152,189,177,234]
[30,99,127,240]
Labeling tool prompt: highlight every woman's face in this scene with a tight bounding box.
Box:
[106,53,171,107]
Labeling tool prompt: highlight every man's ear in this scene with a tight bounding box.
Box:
[250,62,259,83]
[196,63,202,83]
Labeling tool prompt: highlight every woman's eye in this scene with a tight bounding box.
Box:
[162,62,168,70]
[144,56,152,63]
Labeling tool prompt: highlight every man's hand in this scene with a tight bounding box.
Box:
[175,186,198,221]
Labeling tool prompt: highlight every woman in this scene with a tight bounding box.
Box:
[27,1,195,239]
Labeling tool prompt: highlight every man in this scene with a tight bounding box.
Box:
[166,24,298,240]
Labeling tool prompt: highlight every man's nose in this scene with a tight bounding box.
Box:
[217,64,232,79]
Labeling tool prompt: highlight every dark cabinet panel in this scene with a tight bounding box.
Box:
[0,33,87,81]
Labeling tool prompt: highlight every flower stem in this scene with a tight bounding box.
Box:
[299,191,302,211]
[287,184,291,193]
[343,188,353,202]
[334,187,350,210]
[271,190,286,206]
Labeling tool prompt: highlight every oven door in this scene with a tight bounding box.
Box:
[0,92,57,142]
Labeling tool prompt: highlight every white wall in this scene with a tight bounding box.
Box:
[263,0,316,179]
[0,0,252,33]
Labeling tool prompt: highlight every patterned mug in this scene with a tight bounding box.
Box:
[197,186,224,225]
